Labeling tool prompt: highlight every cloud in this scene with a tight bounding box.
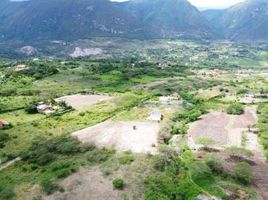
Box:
[111,0,246,9]
[188,0,246,9]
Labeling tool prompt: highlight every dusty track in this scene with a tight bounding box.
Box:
[253,152,268,200]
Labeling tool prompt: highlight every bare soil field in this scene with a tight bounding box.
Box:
[56,94,113,110]
[45,168,122,200]
[188,108,257,149]
[72,121,160,153]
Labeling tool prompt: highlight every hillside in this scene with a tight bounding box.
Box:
[0,0,150,41]
[117,0,214,39]
[206,0,268,41]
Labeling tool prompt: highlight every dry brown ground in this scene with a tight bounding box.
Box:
[56,94,113,110]
[38,154,154,200]
[72,121,160,154]
[188,108,257,149]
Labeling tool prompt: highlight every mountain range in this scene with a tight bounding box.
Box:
[0,0,267,42]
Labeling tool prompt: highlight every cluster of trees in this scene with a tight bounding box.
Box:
[6,63,58,80]
[145,147,254,200]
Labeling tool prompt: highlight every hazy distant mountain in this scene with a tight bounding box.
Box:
[207,0,268,41]
[0,0,150,41]
[0,0,267,42]
[118,0,214,39]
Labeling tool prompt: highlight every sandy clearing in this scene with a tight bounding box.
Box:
[56,94,113,110]
[188,108,257,149]
[44,168,122,200]
[72,121,160,154]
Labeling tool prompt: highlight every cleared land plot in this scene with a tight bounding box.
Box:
[45,168,122,200]
[56,94,113,110]
[188,108,257,149]
[72,121,160,153]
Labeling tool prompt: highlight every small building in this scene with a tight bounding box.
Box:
[0,120,10,129]
[148,111,163,121]
[239,94,256,104]
[37,104,55,115]
[159,93,180,104]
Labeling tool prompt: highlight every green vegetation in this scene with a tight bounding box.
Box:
[118,152,135,165]
[226,103,244,115]
[257,103,268,159]
[233,162,254,185]
[112,178,125,189]
[0,48,265,199]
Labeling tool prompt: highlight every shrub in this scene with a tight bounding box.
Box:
[86,148,115,163]
[0,186,15,199]
[233,162,254,185]
[205,154,225,174]
[0,133,9,148]
[112,178,124,189]
[40,178,61,195]
[25,103,38,114]
[50,160,78,178]
[226,103,244,115]
[225,146,253,157]
[21,135,83,166]
[119,153,135,165]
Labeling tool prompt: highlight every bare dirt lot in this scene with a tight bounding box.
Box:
[56,94,113,110]
[72,121,160,153]
[188,108,257,149]
[45,168,122,200]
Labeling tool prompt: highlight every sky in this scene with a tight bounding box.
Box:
[111,0,246,9]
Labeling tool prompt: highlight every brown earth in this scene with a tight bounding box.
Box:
[56,94,113,110]
[72,121,160,154]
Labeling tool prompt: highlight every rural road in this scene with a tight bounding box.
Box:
[252,152,268,200]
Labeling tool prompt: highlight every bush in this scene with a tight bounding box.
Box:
[25,103,38,114]
[0,186,15,199]
[40,178,61,195]
[118,153,135,165]
[112,178,124,189]
[21,135,83,166]
[226,103,244,115]
[205,154,225,174]
[50,160,78,178]
[0,133,9,148]
[86,148,115,163]
[233,162,254,184]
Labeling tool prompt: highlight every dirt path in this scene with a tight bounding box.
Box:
[0,157,21,171]
[252,152,268,200]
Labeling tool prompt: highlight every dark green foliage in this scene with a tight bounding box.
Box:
[171,123,188,135]
[7,63,58,80]
[21,135,82,166]
[25,103,38,114]
[174,106,205,123]
[233,162,254,185]
[0,186,15,200]
[205,154,225,174]
[226,103,244,115]
[86,148,115,163]
[50,160,78,178]
[0,133,10,148]
[40,178,61,195]
[112,178,124,189]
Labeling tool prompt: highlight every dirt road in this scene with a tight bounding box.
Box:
[252,152,268,200]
